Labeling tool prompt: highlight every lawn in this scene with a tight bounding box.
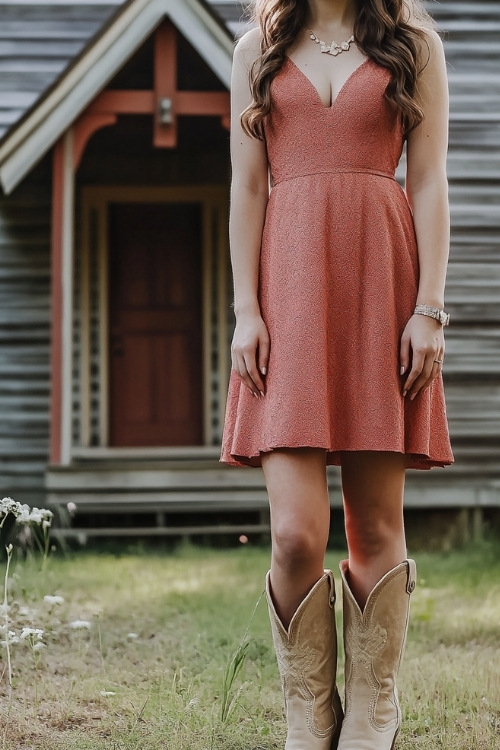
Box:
[1,541,500,749]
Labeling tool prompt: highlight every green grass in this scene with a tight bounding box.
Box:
[1,542,500,749]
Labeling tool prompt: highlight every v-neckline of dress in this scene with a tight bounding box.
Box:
[284,56,372,111]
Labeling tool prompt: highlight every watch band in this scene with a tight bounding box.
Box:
[414,304,450,326]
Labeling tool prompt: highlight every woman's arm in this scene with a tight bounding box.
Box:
[400,30,450,400]
[229,29,271,397]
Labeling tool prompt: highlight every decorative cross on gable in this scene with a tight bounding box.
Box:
[73,20,230,169]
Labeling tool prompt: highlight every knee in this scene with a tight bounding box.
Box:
[272,519,326,572]
[345,513,404,561]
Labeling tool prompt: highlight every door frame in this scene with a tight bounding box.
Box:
[79,185,229,449]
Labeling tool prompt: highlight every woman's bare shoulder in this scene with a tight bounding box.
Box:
[234,27,263,70]
[415,27,446,72]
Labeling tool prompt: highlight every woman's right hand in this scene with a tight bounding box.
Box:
[231,311,270,397]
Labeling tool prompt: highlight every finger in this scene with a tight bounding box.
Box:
[243,351,265,395]
[399,333,411,375]
[435,349,445,371]
[235,353,259,396]
[258,335,270,378]
[403,349,426,396]
[428,361,442,383]
[427,349,444,382]
[408,355,437,400]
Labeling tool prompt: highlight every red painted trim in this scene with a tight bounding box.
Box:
[87,89,230,119]
[87,90,155,115]
[73,113,117,170]
[153,20,178,148]
[49,139,64,465]
[176,91,230,117]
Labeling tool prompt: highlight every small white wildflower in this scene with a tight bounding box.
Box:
[29,507,52,524]
[42,519,51,529]
[100,690,116,697]
[0,497,18,515]
[15,505,53,526]
[16,505,31,524]
[6,543,13,555]
[67,501,77,515]
[127,632,138,640]
[32,642,46,651]
[69,620,91,630]
[44,595,64,606]
[0,498,28,519]
[20,627,44,641]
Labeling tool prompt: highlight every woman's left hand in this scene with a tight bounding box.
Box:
[400,314,445,400]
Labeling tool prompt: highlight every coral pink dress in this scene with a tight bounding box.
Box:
[220,56,454,470]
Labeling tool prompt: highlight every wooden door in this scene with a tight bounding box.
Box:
[108,202,203,446]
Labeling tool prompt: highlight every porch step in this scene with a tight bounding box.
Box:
[52,523,271,543]
[46,446,500,506]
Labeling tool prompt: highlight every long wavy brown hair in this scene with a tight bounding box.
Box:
[241,0,434,138]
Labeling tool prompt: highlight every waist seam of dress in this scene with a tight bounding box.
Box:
[272,167,396,186]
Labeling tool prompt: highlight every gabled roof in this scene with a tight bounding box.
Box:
[0,0,250,193]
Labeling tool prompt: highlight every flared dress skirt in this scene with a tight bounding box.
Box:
[220,56,454,470]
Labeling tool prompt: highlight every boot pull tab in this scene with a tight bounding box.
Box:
[406,559,417,594]
[326,570,336,608]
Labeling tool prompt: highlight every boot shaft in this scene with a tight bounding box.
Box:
[266,571,343,748]
[338,559,416,750]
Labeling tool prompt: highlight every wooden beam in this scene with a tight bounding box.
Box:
[87,90,230,119]
[153,20,177,148]
[176,91,230,119]
[87,90,155,115]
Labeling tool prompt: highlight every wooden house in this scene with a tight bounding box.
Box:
[0,0,498,541]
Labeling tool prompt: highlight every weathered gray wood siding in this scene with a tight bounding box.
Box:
[0,2,123,140]
[434,1,500,481]
[0,158,51,505]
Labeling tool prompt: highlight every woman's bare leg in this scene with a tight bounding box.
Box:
[261,447,330,629]
[340,450,407,609]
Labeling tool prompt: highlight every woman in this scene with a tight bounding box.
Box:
[221,0,453,747]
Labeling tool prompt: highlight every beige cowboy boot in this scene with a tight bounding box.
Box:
[266,570,343,750]
[337,559,417,750]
